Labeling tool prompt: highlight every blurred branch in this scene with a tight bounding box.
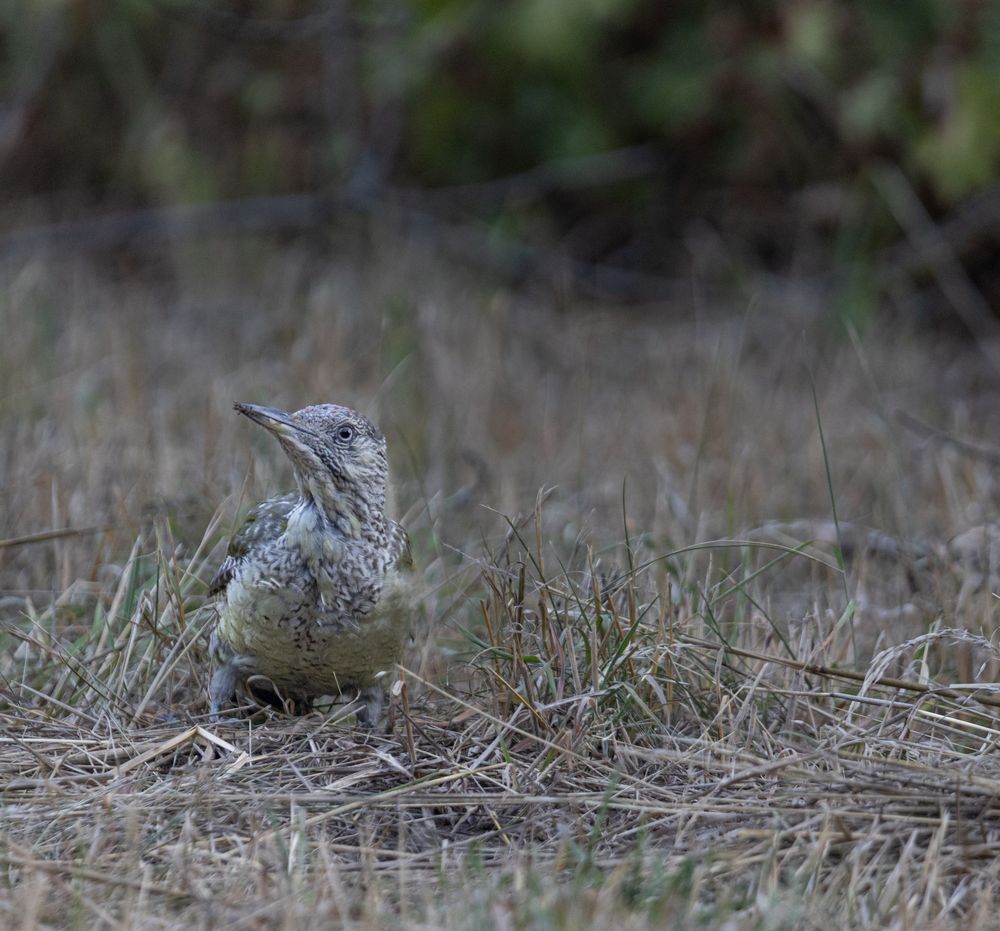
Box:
[895,410,1000,467]
[0,183,710,305]
[0,194,340,255]
[883,183,1000,282]
[153,0,407,42]
[678,633,1000,712]
[875,164,1000,373]
[0,526,116,550]
[405,144,668,209]
[746,519,929,562]
[0,7,65,170]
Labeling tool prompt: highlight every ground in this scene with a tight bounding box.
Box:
[1,235,999,929]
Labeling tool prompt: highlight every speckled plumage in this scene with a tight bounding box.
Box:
[208,402,411,725]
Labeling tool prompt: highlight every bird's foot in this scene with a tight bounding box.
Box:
[209,654,268,721]
[209,661,242,722]
[355,686,385,731]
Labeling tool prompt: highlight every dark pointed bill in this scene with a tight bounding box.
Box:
[234,402,319,437]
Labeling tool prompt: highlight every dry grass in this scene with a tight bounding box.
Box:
[2,236,1000,929]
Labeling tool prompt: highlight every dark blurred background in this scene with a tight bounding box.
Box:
[5,0,1000,326]
[3,0,1000,603]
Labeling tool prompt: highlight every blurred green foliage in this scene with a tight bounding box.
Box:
[2,0,999,275]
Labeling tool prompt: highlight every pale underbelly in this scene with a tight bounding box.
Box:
[219,581,407,693]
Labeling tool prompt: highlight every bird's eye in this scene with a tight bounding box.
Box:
[337,425,354,442]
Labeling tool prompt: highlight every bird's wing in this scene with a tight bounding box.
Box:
[388,520,413,572]
[208,493,298,596]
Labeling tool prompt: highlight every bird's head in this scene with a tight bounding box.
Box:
[235,401,388,525]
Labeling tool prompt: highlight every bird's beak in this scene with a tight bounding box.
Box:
[234,402,318,438]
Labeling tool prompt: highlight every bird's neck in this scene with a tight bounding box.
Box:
[295,473,384,540]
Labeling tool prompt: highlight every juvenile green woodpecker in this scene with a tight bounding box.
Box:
[208,402,411,725]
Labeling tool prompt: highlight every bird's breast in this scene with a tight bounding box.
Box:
[217,566,407,693]
[219,534,389,638]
